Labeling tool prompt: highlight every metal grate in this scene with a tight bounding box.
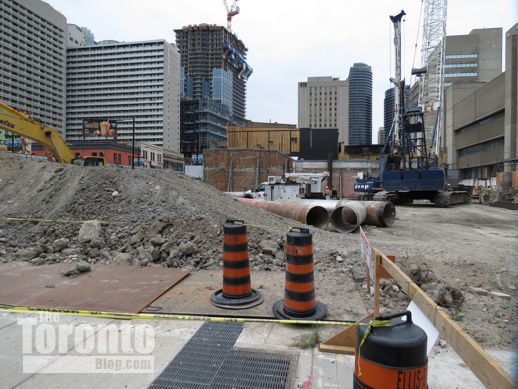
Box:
[211,349,297,389]
[150,322,296,389]
[149,322,243,389]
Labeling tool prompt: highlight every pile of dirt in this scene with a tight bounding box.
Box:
[0,155,345,272]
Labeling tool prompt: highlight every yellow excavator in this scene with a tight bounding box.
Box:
[0,102,104,166]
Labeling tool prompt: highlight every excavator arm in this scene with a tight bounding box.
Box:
[0,102,75,164]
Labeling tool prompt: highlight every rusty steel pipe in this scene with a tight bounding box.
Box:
[302,199,365,233]
[336,200,396,228]
[361,200,396,227]
[234,198,329,228]
[296,200,353,232]
[296,199,340,213]
[333,200,367,233]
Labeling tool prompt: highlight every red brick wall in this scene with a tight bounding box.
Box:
[204,150,292,192]
[32,148,134,166]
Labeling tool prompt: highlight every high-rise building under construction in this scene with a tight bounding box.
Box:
[175,24,252,155]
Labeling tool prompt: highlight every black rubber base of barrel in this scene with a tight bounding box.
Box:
[272,300,327,321]
[211,289,263,310]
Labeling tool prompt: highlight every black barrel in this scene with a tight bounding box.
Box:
[354,311,428,389]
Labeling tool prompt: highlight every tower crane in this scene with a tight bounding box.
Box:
[414,0,448,157]
[222,0,240,31]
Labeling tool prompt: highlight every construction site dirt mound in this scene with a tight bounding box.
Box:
[0,153,516,349]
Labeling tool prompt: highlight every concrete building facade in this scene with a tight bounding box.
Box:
[0,0,67,134]
[175,24,252,155]
[140,142,184,171]
[348,63,372,145]
[67,24,87,48]
[443,24,517,182]
[410,28,503,144]
[65,40,181,152]
[504,24,518,172]
[298,76,349,144]
[443,28,502,88]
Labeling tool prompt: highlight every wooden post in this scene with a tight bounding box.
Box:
[320,248,513,389]
[376,249,513,389]
[373,253,380,315]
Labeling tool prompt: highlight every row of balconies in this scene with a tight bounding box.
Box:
[2,72,64,95]
[0,11,64,44]
[1,83,63,109]
[1,36,64,71]
[67,66,165,76]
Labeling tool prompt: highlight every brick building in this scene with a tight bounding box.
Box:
[204,149,293,192]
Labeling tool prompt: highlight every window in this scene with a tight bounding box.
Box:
[443,63,477,68]
[445,53,478,59]
[444,72,478,78]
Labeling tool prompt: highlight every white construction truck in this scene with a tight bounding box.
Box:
[244,172,329,201]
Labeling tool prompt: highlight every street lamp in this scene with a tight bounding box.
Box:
[117,117,137,169]
[131,116,136,170]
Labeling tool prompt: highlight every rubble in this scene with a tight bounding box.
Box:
[78,220,102,243]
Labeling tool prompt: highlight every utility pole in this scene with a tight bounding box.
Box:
[131,116,135,169]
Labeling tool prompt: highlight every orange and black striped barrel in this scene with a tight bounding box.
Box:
[212,220,263,309]
[273,227,326,320]
[222,219,252,298]
[283,227,316,316]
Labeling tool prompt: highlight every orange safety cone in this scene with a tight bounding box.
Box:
[211,219,263,309]
[273,227,327,320]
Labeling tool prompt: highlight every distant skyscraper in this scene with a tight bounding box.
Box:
[378,127,385,145]
[297,76,349,144]
[175,24,252,155]
[384,87,395,138]
[0,0,67,135]
[80,27,96,46]
[348,63,372,145]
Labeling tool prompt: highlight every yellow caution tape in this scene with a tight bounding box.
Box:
[0,216,292,231]
[0,305,391,328]
[0,216,125,225]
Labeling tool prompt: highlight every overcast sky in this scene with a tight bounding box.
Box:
[47,0,517,140]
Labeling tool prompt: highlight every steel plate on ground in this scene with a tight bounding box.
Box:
[0,263,190,313]
[143,270,367,320]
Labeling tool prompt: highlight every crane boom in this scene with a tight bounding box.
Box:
[0,102,75,164]
[222,0,239,31]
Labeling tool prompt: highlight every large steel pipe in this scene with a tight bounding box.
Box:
[333,200,367,233]
[297,200,355,232]
[362,201,396,227]
[336,200,396,228]
[296,199,339,213]
[234,198,329,228]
